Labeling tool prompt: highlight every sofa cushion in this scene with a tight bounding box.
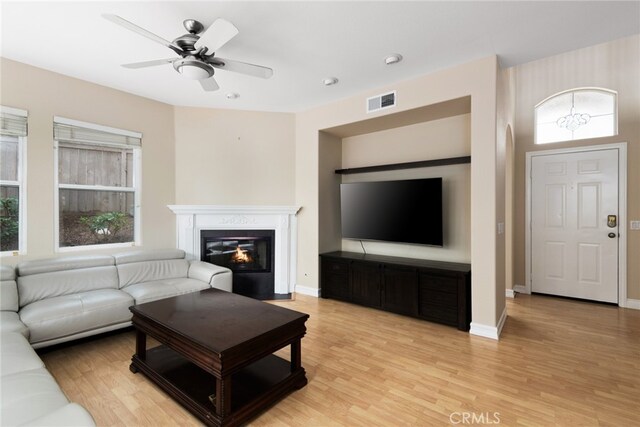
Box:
[0,311,29,338]
[1,264,19,312]
[16,255,114,277]
[0,332,43,377]
[122,278,210,305]
[116,259,190,289]
[19,289,134,345]
[18,265,119,308]
[21,403,96,426]
[0,367,70,426]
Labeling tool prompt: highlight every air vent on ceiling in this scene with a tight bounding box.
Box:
[366,90,396,113]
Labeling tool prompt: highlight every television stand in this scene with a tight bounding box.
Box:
[320,251,471,331]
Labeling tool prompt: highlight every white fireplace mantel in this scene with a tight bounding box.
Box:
[167,205,300,294]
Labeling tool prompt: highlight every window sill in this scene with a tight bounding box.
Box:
[0,250,23,257]
[56,242,138,253]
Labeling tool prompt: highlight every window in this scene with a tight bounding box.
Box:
[535,88,617,144]
[54,117,141,250]
[0,106,27,254]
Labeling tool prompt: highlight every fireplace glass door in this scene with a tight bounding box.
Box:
[203,237,271,273]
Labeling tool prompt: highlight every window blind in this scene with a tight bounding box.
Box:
[0,107,28,137]
[53,118,142,147]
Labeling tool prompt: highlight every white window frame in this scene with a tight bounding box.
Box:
[53,117,142,252]
[0,106,28,257]
[534,87,618,145]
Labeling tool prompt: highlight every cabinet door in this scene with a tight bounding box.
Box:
[321,258,350,301]
[418,272,459,326]
[351,262,381,307]
[383,266,418,315]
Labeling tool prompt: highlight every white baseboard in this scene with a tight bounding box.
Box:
[294,285,320,297]
[469,323,499,340]
[514,284,530,294]
[469,307,507,340]
[623,298,640,310]
[510,285,636,309]
[505,288,516,298]
[497,306,507,336]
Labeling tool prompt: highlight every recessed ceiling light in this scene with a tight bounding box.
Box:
[226,93,239,99]
[384,54,403,65]
[323,77,339,86]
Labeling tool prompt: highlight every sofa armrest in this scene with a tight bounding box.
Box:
[188,261,232,292]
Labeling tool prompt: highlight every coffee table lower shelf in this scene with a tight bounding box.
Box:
[130,345,306,426]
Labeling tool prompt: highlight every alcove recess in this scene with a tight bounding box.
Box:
[317,95,472,263]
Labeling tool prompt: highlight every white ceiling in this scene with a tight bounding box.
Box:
[2,1,639,112]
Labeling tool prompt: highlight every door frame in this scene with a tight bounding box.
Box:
[524,142,628,306]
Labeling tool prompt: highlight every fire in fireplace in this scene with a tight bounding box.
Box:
[232,246,251,264]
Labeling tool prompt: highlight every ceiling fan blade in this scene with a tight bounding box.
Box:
[122,58,181,69]
[194,18,239,52]
[199,76,220,92]
[211,58,273,79]
[103,14,184,54]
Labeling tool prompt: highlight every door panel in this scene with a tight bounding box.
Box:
[544,242,565,279]
[531,149,618,303]
[321,258,350,301]
[578,243,600,283]
[545,185,565,227]
[351,262,381,308]
[382,266,418,316]
[577,183,599,228]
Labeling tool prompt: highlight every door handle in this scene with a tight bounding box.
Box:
[608,232,617,238]
[607,215,617,228]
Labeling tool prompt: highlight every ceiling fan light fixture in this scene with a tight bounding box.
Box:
[105,14,273,92]
[173,57,214,80]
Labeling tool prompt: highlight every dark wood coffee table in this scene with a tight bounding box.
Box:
[129,288,309,426]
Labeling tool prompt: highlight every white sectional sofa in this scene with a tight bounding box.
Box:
[1,331,95,426]
[1,264,95,426]
[0,249,232,426]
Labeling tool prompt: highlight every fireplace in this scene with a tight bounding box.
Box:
[201,229,276,299]
[168,205,300,296]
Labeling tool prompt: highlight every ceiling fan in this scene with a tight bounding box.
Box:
[103,14,273,92]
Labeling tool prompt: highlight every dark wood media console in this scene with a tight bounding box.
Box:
[320,251,471,331]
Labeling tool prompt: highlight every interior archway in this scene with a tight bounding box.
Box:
[505,125,515,294]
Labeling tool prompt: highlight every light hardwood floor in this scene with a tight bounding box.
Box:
[39,294,640,426]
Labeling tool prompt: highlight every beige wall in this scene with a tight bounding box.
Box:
[341,114,471,167]
[297,56,503,329]
[174,107,295,206]
[0,58,176,265]
[340,114,471,263]
[513,35,640,299]
[495,67,516,320]
[318,131,342,254]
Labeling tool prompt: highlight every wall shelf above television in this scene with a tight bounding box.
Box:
[334,155,471,175]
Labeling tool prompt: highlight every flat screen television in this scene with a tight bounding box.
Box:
[340,177,443,246]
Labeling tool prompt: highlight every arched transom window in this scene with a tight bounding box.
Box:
[535,88,617,144]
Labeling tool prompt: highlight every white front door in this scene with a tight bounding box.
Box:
[531,148,619,303]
